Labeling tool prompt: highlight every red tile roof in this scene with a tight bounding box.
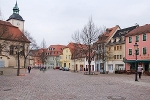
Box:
[67,42,88,59]
[0,20,30,43]
[96,25,119,43]
[47,45,67,56]
[125,24,150,36]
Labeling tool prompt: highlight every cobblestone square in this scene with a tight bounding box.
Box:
[0,68,150,100]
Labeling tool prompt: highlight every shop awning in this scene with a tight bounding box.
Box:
[123,60,150,63]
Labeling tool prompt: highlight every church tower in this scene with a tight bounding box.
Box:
[7,1,24,32]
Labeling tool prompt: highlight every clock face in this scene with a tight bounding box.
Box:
[17,22,20,25]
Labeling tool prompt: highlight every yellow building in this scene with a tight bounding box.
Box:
[60,47,73,70]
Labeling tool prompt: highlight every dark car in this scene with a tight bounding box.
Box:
[62,67,69,71]
[53,66,60,70]
[40,66,46,71]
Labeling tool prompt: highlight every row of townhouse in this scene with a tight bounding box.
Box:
[31,23,150,74]
[94,24,150,73]
[31,45,67,68]
[59,24,150,74]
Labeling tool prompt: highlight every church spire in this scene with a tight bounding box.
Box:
[13,1,19,14]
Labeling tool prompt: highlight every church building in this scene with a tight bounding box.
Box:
[0,1,30,68]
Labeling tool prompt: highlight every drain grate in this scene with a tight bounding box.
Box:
[3,89,11,91]
[107,96,126,100]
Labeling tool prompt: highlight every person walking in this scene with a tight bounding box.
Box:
[28,65,32,73]
[138,65,143,79]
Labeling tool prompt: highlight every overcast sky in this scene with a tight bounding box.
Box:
[0,0,150,47]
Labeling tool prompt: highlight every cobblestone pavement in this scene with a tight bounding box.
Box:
[0,68,150,100]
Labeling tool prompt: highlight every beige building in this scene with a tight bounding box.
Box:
[0,2,30,68]
[106,25,138,73]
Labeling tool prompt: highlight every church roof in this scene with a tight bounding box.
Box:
[7,13,24,21]
[0,20,30,43]
[7,1,24,21]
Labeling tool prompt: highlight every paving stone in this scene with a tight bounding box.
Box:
[0,68,150,100]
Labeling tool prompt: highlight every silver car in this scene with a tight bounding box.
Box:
[62,67,69,71]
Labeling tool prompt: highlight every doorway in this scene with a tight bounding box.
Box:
[64,63,66,67]
[144,63,149,71]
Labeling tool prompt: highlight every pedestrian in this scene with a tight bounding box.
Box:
[138,65,143,79]
[28,65,32,73]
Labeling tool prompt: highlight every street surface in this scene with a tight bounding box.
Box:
[0,68,150,100]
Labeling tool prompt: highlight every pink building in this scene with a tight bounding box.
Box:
[124,24,150,72]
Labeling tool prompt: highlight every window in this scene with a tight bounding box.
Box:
[120,46,122,50]
[117,46,119,50]
[114,46,116,50]
[129,49,132,55]
[143,34,146,41]
[117,55,119,59]
[129,37,132,43]
[10,45,14,55]
[143,47,147,54]
[99,44,102,50]
[135,35,139,42]
[120,55,122,59]
[121,36,125,41]
[114,55,116,59]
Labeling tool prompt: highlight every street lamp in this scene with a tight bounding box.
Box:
[134,42,138,81]
[15,45,23,76]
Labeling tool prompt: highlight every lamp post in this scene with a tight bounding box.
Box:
[134,42,138,81]
[15,45,23,76]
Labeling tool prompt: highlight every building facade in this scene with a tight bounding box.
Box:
[106,25,138,73]
[0,2,30,68]
[125,24,150,72]
[95,25,120,73]
[46,45,66,68]
[60,47,72,70]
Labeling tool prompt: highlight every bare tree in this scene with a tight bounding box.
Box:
[94,30,114,73]
[70,42,85,72]
[72,18,100,75]
[21,30,38,68]
[0,8,4,20]
[39,39,47,65]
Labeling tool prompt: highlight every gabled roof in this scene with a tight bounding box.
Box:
[47,45,67,56]
[113,25,138,38]
[125,24,150,37]
[107,25,138,45]
[67,42,87,54]
[96,25,120,44]
[67,42,88,59]
[0,20,30,43]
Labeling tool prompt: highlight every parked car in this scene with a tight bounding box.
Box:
[59,67,63,70]
[53,66,60,70]
[40,66,46,71]
[62,67,69,71]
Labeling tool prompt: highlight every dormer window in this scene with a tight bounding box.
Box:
[116,37,120,42]
[121,36,125,41]
[111,38,114,43]
[106,28,111,34]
